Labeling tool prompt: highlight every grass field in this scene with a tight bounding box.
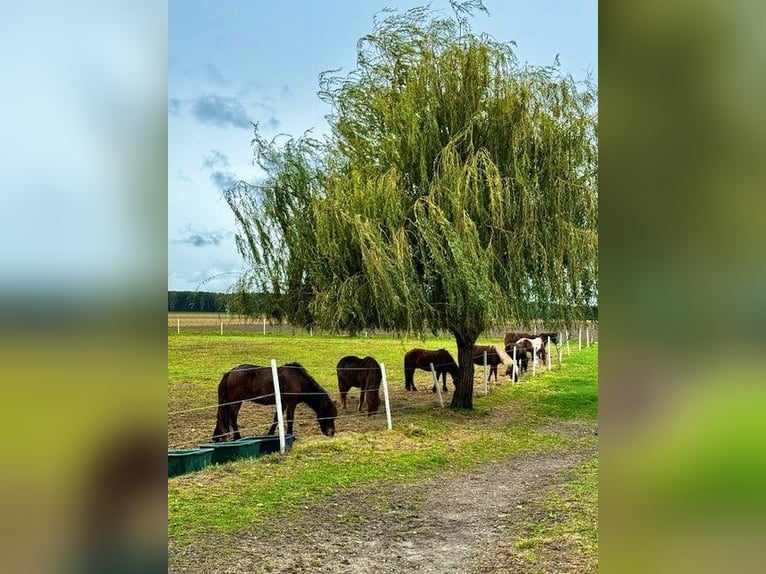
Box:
[168,328,598,555]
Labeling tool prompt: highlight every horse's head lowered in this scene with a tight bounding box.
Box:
[318,395,338,437]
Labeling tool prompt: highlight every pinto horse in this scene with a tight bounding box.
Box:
[504,331,558,357]
[472,344,518,382]
[538,332,559,347]
[403,348,459,392]
[212,362,337,442]
[336,355,382,416]
[504,332,547,364]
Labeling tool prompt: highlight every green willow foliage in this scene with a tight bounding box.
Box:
[225,1,597,408]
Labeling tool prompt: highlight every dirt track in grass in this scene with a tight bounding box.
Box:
[169,422,597,574]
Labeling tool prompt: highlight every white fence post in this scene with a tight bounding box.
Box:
[546,336,551,370]
[566,329,570,355]
[430,362,444,408]
[578,327,582,352]
[270,359,286,454]
[512,345,518,383]
[483,350,488,396]
[176,317,180,334]
[586,325,591,347]
[380,363,393,430]
[220,321,223,335]
[263,316,266,335]
[557,334,563,368]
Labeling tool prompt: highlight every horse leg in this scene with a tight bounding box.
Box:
[231,403,242,440]
[340,388,348,410]
[358,385,365,413]
[285,401,296,435]
[212,403,229,442]
[405,368,417,392]
[442,371,448,392]
[267,409,279,435]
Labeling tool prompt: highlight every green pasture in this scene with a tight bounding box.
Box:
[168,331,598,544]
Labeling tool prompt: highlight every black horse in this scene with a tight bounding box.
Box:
[212,362,337,442]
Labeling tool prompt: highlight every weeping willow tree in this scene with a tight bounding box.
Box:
[225,1,597,409]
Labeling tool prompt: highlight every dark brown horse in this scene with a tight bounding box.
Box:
[403,348,459,392]
[336,355,382,416]
[504,342,530,373]
[212,362,337,442]
[473,344,518,382]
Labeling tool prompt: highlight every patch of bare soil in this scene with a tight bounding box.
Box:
[170,440,597,574]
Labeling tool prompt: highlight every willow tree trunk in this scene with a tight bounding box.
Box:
[451,331,478,409]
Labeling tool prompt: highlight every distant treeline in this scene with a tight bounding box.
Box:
[168,290,276,315]
[168,290,597,321]
[168,291,228,312]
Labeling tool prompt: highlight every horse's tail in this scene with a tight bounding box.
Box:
[213,371,231,442]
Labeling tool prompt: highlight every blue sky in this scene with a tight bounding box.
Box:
[168,0,597,292]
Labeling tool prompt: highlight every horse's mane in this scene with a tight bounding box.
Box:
[283,362,326,394]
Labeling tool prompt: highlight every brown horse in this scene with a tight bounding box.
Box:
[336,355,382,416]
[503,331,536,347]
[212,362,337,442]
[473,344,518,382]
[403,348,459,392]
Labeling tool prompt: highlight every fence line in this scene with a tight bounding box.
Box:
[171,401,454,449]
[168,343,582,417]
[169,339,598,446]
[169,317,598,342]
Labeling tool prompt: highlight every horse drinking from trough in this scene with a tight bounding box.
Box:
[212,362,337,442]
[472,344,519,382]
[336,355,382,416]
[403,348,459,392]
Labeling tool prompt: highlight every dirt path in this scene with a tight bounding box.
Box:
[170,424,597,574]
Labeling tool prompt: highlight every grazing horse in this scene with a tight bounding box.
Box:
[472,344,518,382]
[505,342,530,373]
[212,362,337,442]
[336,355,382,416]
[504,332,547,363]
[505,331,559,356]
[403,348,459,392]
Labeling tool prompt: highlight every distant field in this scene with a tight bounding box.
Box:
[168,311,598,339]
